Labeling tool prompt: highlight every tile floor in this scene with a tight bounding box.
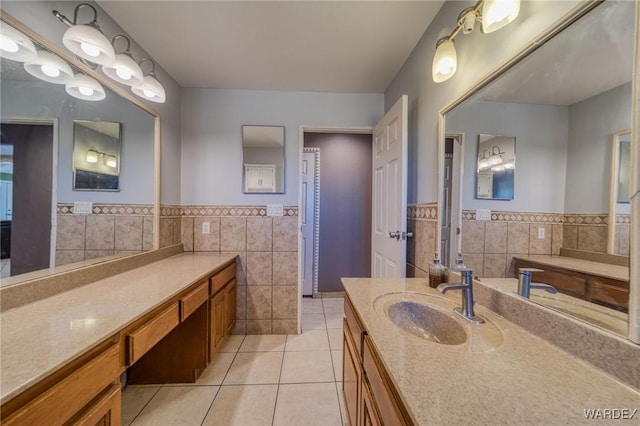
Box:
[122,296,347,426]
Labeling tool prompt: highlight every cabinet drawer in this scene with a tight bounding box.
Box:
[70,383,121,426]
[180,281,209,321]
[589,278,629,309]
[211,263,236,295]
[2,344,120,426]
[128,304,180,365]
[532,269,586,296]
[345,297,364,357]
[363,336,407,426]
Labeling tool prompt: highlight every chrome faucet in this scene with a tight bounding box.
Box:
[437,269,484,324]
[517,268,557,298]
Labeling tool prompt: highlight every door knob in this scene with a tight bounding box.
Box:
[402,232,413,240]
[388,231,401,240]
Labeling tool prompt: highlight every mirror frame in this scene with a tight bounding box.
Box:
[436,1,639,343]
[0,11,161,284]
[607,129,631,254]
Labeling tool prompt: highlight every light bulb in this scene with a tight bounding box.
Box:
[142,88,156,98]
[482,0,520,33]
[105,156,117,168]
[116,67,132,80]
[0,36,19,53]
[86,150,98,163]
[41,64,60,78]
[78,86,94,96]
[432,38,457,83]
[80,41,101,57]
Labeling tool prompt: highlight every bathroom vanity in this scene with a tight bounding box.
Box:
[342,277,640,425]
[513,255,629,311]
[0,253,237,425]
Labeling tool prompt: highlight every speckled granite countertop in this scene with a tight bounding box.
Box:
[342,278,640,425]
[513,255,629,281]
[0,253,236,404]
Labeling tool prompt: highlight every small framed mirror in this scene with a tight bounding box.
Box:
[73,120,122,191]
[476,134,515,200]
[242,125,285,193]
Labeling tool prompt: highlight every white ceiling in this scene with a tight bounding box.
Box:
[97,1,444,93]
[476,0,634,106]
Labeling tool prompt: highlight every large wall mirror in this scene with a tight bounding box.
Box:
[0,14,158,287]
[242,125,285,193]
[439,1,636,340]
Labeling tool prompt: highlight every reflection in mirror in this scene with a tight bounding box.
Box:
[242,125,285,193]
[476,134,515,200]
[617,133,631,204]
[442,1,634,337]
[73,120,121,191]
[0,18,156,286]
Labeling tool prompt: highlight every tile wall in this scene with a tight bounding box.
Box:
[406,203,438,278]
[179,206,299,335]
[407,207,629,279]
[56,203,154,266]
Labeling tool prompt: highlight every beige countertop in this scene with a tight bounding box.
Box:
[513,255,629,281]
[342,277,640,425]
[0,253,236,404]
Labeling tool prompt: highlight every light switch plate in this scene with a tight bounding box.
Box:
[73,202,93,215]
[537,227,545,239]
[475,209,491,221]
[202,221,211,234]
[267,204,284,217]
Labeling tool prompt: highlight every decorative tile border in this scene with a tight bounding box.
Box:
[408,203,438,220]
[563,213,608,225]
[160,205,181,217]
[616,214,631,224]
[179,205,298,217]
[57,203,154,216]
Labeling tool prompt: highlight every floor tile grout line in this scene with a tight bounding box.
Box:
[324,302,345,426]
[126,385,162,426]
[200,335,246,425]
[271,336,289,426]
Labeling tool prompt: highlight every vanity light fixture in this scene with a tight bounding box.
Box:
[66,73,106,101]
[0,23,37,62]
[54,4,115,66]
[432,0,520,82]
[86,148,117,168]
[131,58,166,103]
[24,50,74,84]
[102,35,144,87]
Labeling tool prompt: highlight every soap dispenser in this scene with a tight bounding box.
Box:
[428,252,445,288]
[447,252,466,283]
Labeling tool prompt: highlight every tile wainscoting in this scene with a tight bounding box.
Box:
[175,205,299,335]
[406,206,629,279]
[56,203,154,267]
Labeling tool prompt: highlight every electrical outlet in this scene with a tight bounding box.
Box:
[537,227,545,239]
[202,221,210,234]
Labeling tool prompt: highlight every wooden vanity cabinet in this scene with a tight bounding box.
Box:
[209,263,237,359]
[514,258,629,311]
[1,343,121,426]
[343,296,412,426]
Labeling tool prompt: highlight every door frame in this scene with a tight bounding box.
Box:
[441,131,465,266]
[1,116,59,269]
[302,147,321,297]
[297,125,373,333]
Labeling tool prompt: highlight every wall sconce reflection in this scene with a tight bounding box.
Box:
[86,148,117,168]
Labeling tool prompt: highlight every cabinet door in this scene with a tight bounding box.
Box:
[361,380,382,426]
[209,291,226,357]
[71,384,121,426]
[342,320,361,426]
[224,280,237,336]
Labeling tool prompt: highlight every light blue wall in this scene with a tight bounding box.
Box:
[180,89,383,205]
[446,100,569,213]
[566,83,632,214]
[384,0,581,204]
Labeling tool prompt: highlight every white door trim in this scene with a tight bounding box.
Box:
[302,148,321,296]
[297,125,374,333]
[445,132,464,265]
